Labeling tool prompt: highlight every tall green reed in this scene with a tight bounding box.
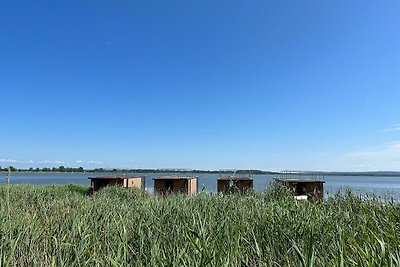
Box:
[0,184,399,266]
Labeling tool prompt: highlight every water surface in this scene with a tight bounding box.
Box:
[2,172,400,199]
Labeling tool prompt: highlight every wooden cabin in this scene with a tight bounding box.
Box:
[274,178,325,200]
[153,176,198,196]
[88,176,145,194]
[217,176,254,194]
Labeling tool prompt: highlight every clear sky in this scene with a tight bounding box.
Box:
[1,0,400,171]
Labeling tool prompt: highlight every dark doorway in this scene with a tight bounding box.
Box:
[165,179,174,191]
[296,183,306,195]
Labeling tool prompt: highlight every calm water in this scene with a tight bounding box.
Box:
[2,172,400,199]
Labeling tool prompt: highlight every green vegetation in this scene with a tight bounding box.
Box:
[0,185,399,266]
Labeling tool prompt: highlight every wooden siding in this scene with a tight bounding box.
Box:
[217,179,253,194]
[89,176,145,193]
[153,177,197,196]
[189,178,197,196]
[127,177,143,189]
[217,180,230,193]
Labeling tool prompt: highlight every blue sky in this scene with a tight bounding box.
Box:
[1,0,400,171]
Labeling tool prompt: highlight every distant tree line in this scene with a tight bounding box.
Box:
[1,166,400,176]
[0,166,84,172]
[0,166,17,172]
[0,166,276,175]
[88,168,275,175]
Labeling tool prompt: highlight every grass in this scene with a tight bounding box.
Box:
[0,184,399,266]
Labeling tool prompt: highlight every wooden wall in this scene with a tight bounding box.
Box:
[235,180,253,193]
[154,178,197,196]
[189,178,197,196]
[278,181,324,200]
[217,179,253,194]
[126,178,143,189]
[91,179,123,193]
[217,180,231,193]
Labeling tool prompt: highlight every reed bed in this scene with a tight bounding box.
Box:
[0,184,399,266]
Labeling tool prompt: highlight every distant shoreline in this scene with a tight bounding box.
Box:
[1,169,400,177]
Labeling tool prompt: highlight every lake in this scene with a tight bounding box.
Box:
[0,173,400,199]
[2,172,400,199]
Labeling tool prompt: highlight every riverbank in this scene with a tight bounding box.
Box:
[0,184,399,266]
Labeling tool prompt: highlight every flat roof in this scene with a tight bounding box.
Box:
[218,176,253,181]
[153,176,197,180]
[88,176,143,180]
[275,178,325,183]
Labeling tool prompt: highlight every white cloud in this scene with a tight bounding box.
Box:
[74,160,105,165]
[88,160,103,165]
[0,159,17,163]
[0,159,35,165]
[38,160,65,164]
[346,141,400,171]
[0,158,106,167]
[383,124,400,133]
[354,164,372,169]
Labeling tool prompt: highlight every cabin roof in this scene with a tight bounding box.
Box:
[218,176,253,181]
[274,178,325,183]
[153,176,197,180]
[88,176,143,180]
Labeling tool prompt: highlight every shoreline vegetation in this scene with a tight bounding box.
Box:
[1,166,400,177]
[0,184,399,266]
